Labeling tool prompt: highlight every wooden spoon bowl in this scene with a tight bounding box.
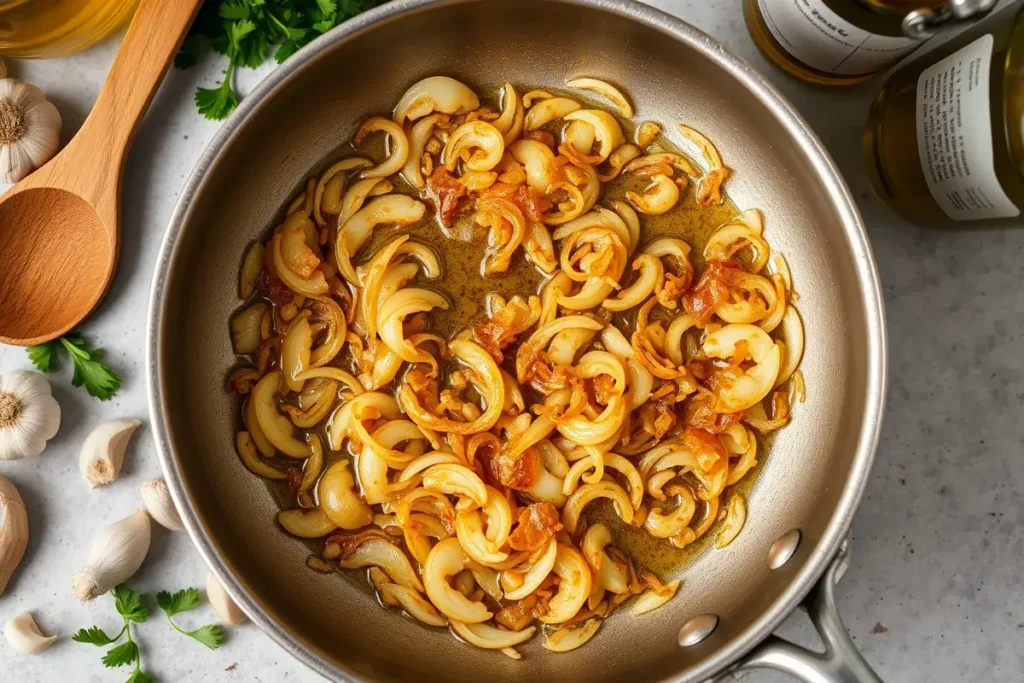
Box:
[0,0,202,346]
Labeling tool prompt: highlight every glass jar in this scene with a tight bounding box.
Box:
[864,1,1024,227]
[0,0,139,59]
[744,0,993,86]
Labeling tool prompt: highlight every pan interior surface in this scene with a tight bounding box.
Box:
[152,1,883,681]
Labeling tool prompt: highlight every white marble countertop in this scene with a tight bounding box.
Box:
[1,1,1022,682]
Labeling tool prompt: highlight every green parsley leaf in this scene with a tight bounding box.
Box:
[177,0,388,116]
[156,588,202,617]
[26,340,58,372]
[59,335,122,400]
[114,584,150,623]
[102,640,139,668]
[72,626,119,646]
[125,670,154,683]
[316,0,338,17]
[25,334,122,400]
[157,586,225,650]
[186,624,226,650]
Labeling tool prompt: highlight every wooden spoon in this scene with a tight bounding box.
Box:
[0,0,202,346]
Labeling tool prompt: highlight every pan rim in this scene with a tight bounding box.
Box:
[146,0,888,680]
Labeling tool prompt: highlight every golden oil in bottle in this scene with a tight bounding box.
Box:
[865,2,1024,227]
[0,0,139,59]
[744,0,946,85]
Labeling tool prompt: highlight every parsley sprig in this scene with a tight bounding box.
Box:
[75,584,227,682]
[156,588,225,649]
[176,0,388,120]
[27,334,122,401]
[73,585,153,683]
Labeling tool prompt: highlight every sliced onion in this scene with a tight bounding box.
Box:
[775,305,804,386]
[568,77,633,117]
[239,242,265,299]
[524,97,581,131]
[631,578,680,615]
[380,583,447,627]
[543,619,602,652]
[399,340,505,435]
[314,157,372,225]
[603,254,663,311]
[278,508,336,538]
[424,538,492,623]
[503,538,556,600]
[715,493,747,549]
[336,195,426,284]
[563,110,624,163]
[443,121,505,173]
[422,463,488,508]
[515,315,603,381]
[451,620,535,650]
[561,482,634,532]
[402,113,448,189]
[339,537,424,592]
[281,316,312,392]
[231,303,266,355]
[393,76,479,126]
[235,431,285,480]
[627,174,680,215]
[538,544,592,624]
[252,373,311,458]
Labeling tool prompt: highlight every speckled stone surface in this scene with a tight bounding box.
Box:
[1,1,1022,682]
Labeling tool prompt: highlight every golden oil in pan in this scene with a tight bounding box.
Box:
[237,85,771,580]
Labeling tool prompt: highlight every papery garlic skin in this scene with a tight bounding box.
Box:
[0,79,62,185]
[79,418,142,488]
[207,572,247,626]
[0,475,28,596]
[0,371,61,461]
[4,611,56,654]
[140,479,183,531]
[72,509,150,602]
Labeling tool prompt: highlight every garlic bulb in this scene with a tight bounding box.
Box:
[140,478,183,531]
[0,371,61,461]
[207,572,247,626]
[0,79,62,185]
[72,509,150,602]
[0,475,28,596]
[79,418,142,488]
[4,611,56,654]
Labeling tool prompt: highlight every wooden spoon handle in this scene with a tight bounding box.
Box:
[70,0,203,198]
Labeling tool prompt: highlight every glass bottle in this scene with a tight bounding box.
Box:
[744,0,993,86]
[865,1,1024,227]
[0,0,139,59]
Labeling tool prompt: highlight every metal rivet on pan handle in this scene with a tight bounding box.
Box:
[678,614,719,648]
[715,539,883,683]
[767,529,802,570]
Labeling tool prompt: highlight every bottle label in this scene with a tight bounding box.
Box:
[757,0,920,75]
[916,34,1019,221]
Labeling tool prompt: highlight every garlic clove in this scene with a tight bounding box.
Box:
[72,509,150,602]
[207,572,247,626]
[140,478,183,531]
[0,475,28,596]
[0,370,61,461]
[0,60,6,79]
[79,418,142,488]
[4,611,56,654]
[0,78,62,185]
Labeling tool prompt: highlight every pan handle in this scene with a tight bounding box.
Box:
[721,540,883,683]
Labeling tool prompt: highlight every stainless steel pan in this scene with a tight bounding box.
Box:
[147,1,888,681]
